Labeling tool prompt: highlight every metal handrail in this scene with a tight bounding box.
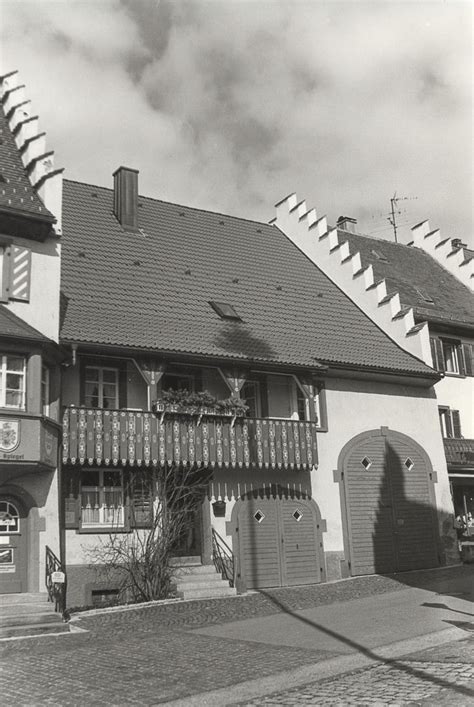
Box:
[211,528,234,587]
[45,545,67,618]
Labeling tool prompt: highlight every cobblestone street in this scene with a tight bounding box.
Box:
[1,566,473,706]
[238,639,474,706]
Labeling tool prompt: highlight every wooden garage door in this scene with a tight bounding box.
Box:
[236,492,322,589]
[343,430,439,576]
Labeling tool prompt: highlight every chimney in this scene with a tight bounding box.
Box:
[451,238,466,250]
[336,216,357,233]
[113,166,139,231]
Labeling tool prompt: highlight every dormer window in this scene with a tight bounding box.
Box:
[209,301,242,321]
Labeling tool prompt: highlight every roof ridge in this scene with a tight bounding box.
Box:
[64,178,273,229]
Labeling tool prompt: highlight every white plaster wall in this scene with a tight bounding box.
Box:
[7,236,61,342]
[436,375,474,438]
[315,377,452,553]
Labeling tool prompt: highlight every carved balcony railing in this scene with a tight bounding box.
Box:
[62,408,318,470]
[444,438,474,468]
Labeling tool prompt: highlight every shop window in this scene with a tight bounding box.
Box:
[439,407,462,439]
[84,366,119,409]
[80,469,124,528]
[0,354,26,409]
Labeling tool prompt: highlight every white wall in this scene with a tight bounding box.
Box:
[7,236,61,342]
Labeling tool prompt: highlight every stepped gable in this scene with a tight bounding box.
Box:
[335,229,474,328]
[274,193,450,365]
[411,220,474,293]
[0,70,62,236]
[60,178,436,379]
[0,304,52,342]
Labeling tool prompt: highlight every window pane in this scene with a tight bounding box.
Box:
[85,384,99,408]
[103,471,122,487]
[5,391,22,407]
[6,357,24,372]
[102,384,117,399]
[85,367,99,382]
[102,369,118,383]
[82,470,100,486]
[6,373,22,390]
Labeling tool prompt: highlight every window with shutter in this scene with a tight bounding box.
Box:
[462,344,473,377]
[452,410,462,438]
[439,407,463,439]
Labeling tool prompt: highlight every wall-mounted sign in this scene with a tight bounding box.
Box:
[0,419,20,453]
[0,548,13,564]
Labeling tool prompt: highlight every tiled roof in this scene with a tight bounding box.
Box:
[0,105,55,221]
[336,230,474,328]
[59,179,436,377]
[0,305,52,342]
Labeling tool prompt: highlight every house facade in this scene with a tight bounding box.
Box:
[0,72,460,607]
[274,194,474,551]
[0,71,63,594]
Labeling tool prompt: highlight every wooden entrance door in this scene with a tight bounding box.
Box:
[235,491,323,589]
[0,498,28,593]
[341,429,439,576]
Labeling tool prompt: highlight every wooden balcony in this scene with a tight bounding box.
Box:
[62,408,318,470]
[444,438,474,468]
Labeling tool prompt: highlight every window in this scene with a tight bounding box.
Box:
[209,301,242,320]
[439,407,462,439]
[0,501,20,533]
[80,469,124,528]
[0,355,26,409]
[41,365,50,416]
[84,366,119,409]
[241,380,261,418]
[430,337,472,377]
[443,341,461,374]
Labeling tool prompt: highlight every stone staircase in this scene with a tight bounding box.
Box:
[0,593,70,639]
[171,557,237,600]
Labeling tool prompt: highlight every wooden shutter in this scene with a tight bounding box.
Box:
[63,468,80,529]
[9,246,31,301]
[452,410,462,439]
[434,338,445,372]
[430,337,438,369]
[128,470,153,528]
[444,410,453,438]
[458,346,466,375]
[462,344,473,377]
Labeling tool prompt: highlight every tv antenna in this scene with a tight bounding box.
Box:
[388,192,417,242]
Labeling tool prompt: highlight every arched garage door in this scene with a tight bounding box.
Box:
[233,489,325,589]
[337,428,439,576]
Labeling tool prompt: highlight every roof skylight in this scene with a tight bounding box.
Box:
[209,301,242,320]
[415,288,434,304]
[371,249,388,262]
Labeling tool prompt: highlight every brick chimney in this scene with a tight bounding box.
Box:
[113,166,139,231]
[336,216,357,233]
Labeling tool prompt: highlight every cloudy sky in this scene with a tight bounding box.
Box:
[1,0,472,245]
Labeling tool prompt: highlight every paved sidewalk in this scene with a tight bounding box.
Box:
[0,565,473,705]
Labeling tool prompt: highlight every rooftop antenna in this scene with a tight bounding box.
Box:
[388,192,417,242]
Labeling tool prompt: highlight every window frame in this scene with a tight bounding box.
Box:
[442,339,462,375]
[80,468,125,530]
[439,406,462,439]
[84,365,120,409]
[0,354,26,410]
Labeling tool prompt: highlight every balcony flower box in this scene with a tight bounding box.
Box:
[151,390,249,422]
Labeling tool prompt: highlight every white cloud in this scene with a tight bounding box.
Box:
[1,0,472,244]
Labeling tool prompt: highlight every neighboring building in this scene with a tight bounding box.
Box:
[0,71,63,594]
[0,72,461,607]
[274,194,474,548]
